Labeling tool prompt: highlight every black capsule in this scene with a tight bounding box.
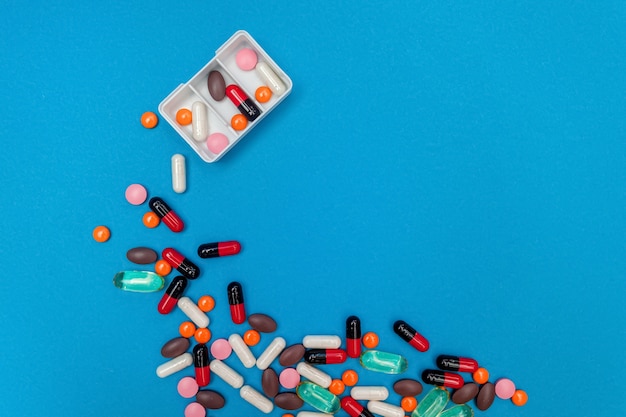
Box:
[193,344,210,387]
[148,197,184,232]
[227,281,246,324]
[421,369,464,389]
[157,276,188,314]
[346,315,361,358]
[304,349,348,364]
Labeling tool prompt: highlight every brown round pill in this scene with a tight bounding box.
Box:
[126,247,158,264]
[261,368,280,398]
[476,382,496,411]
[160,337,190,358]
[196,390,225,409]
[393,379,423,397]
[452,382,479,404]
[207,70,226,101]
[279,344,306,367]
[248,313,278,333]
[274,392,304,410]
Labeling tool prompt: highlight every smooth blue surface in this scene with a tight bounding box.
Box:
[1,1,625,416]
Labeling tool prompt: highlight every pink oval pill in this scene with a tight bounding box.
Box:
[125,184,147,205]
[184,402,206,417]
[210,338,232,360]
[177,376,199,398]
[495,378,516,399]
[206,133,229,154]
[279,367,301,389]
[236,48,258,71]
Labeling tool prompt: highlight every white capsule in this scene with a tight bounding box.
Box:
[296,362,332,388]
[171,154,186,193]
[177,296,209,328]
[297,413,334,417]
[229,333,256,368]
[210,359,244,389]
[191,101,209,142]
[255,62,287,96]
[350,386,389,401]
[240,385,274,413]
[302,335,342,349]
[156,352,193,378]
[367,401,405,417]
[256,336,286,370]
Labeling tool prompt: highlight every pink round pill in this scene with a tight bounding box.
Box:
[495,378,516,399]
[235,48,258,71]
[177,376,199,398]
[210,338,232,360]
[125,183,147,205]
[184,402,206,417]
[279,367,301,389]
[206,133,229,154]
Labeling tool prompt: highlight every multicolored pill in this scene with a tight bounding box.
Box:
[148,197,184,232]
[227,281,246,324]
[197,241,241,258]
[304,349,348,364]
[341,396,376,417]
[225,84,261,122]
[157,276,187,314]
[162,248,200,280]
[346,316,361,358]
[436,355,479,373]
[393,320,429,352]
[421,369,464,389]
[193,344,210,387]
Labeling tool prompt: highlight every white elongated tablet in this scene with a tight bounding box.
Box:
[256,336,286,370]
[302,335,341,349]
[296,362,331,388]
[210,359,244,389]
[177,296,209,328]
[255,62,287,96]
[171,154,186,193]
[191,101,208,142]
[229,333,256,368]
[350,386,389,401]
[240,385,274,413]
[156,352,193,378]
[367,400,405,417]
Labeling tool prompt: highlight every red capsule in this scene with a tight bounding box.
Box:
[197,241,241,258]
[225,84,261,121]
[157,276,187,314]
[393,320,429,352]
[346,316,361,358]
[162,248,200,280]
[304,349,348,364]
[148,197,184,232]
[341,396,376,417]
[436,355,479,373]
[227,281,246,324]
[193,344,210,387]
[421,369,465,389]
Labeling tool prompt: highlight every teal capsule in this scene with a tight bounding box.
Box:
[359,350,408,374]
[296,381,340,414]
[412,387,449,417]
[439,405,474,417]
[112,271,164,292]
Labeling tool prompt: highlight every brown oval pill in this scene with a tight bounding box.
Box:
[452,382,479,404]
[160,337,190,358]
[196,390,226,409]
[476,382,496,411]
[248,313,278,333]
[393,378,423,397]
[261,368,279,398]
[274,392,304,410]
[126,247,158,264]
[279,344,305,367]
[207,70,226,101]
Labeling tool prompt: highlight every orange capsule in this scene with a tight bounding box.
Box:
[154,259,172,277]
[142,211,160,228]
[255,86,272,103]
[92,225,110,242]
[511,389,528,406]
[141,111,158,128]
[243,329,261,346]
[197,295,215,313]
[341,369,359,386]
[176,108,192,125]
[231,113,248,131]
[179,321,196,338]
[401,396,418,412]
[362,331,379,349]
[194,327,212,344]
[328,379,345,395]
[473,367,490,384]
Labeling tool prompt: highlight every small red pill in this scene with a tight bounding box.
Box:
[148,197,184,233]
[197,241,241,258]
[227,281,246,324]
[157,276,187,314]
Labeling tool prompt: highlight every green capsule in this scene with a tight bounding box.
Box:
[412,387,449,417]
[112,271,164,292]
[359,350,408,374]
[439,405,474,417]
[296,381,340,414]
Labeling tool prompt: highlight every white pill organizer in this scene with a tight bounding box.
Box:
[159,30,293,162]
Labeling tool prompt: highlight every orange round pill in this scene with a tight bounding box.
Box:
[511,389,528,406]
[142,211,160,228]
[341,369,359,386]
[328,379,345,395]
[92,225,110,242]
[282,414,295,417]
[179,321,196,338]
[243,329,261,346]
[194,327,212,344]
[154,259,172,276]
[176,108,192,125]
[141,111,158,128]
[401,396,418,412]
[231,113,248,131]
[255,86,272,103]
[197,295,215,313]
[473,367,489,384]
[362,331,379,349]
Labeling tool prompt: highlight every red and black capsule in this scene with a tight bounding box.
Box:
[197,240,242,259]
[162,248,200,280]
[421,369,464,389]
[157,276,187,314]
[227,281,246,324]
[193,343,210,387]
[393,320,429,352]
[341,396,375,417]
[436,355,479,373]
[304,349,348,364]
[148,197,184,232]
[346,315,361,358]
[225,84,261,121]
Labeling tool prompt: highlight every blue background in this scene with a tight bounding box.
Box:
[1,1,625,416]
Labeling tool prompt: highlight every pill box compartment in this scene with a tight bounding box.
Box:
[159,31,293,162]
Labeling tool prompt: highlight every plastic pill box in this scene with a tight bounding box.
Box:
[159,30,293,163]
